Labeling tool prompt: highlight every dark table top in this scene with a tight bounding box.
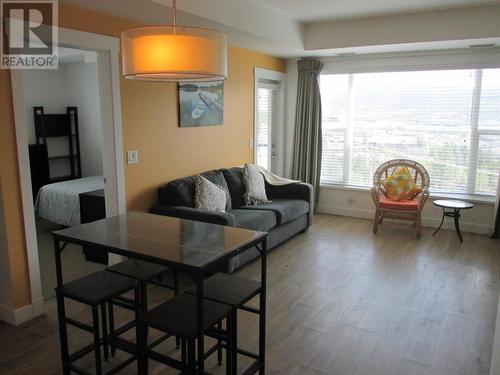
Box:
[53,212,267,271]
[433,199,474,209]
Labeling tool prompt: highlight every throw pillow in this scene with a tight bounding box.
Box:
[381,166,421,201]
[243,164,271,205]
[195,175,227,212]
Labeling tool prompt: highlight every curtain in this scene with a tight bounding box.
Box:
[492,171,500,239]
[291,58,323,209]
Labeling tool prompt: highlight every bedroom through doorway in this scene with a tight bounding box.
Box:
[22,47,106,301]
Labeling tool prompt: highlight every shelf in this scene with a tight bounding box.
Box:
[49,175,74,183]
[48,155,77,160]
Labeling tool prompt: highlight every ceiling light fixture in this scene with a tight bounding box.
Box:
[121,0,227,82]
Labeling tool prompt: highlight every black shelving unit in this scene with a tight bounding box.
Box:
[29,106,81,199]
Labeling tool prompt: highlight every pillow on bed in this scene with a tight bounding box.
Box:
[194,175,227,212]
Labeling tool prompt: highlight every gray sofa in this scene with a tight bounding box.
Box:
[150,167,314,272]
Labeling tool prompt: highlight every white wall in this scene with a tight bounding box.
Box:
[22,59,103,179]
[0,178,14,322]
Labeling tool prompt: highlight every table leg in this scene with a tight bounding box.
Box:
[433,208,445,236]
[259,237,268,375]
[453,209,464,243]
[135,283,148,375]
[54,237,70,375]
[196,274,205,375]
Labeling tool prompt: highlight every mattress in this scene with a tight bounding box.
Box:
[35,176,105,227]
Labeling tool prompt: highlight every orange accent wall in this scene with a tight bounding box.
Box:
[0,3,285,309]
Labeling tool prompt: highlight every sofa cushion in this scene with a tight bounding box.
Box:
[379,196,418,210]
[240,199,309,225]
[221,167,246,208]
[229,209,277,232]
[159,170,231,210]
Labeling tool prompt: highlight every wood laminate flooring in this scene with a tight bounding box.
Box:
[1,214,499,374]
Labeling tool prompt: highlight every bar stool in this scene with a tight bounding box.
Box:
[106,259,180,350]
[143,293,235,374]
[55,270,140,375]
[187,273,262,374]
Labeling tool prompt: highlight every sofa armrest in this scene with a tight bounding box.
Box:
[265,182,314,226]
[150,205,235,226]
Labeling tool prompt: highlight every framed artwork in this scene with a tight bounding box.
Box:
[178,81,224,127]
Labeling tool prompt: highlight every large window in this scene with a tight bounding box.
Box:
[320,68,500,195]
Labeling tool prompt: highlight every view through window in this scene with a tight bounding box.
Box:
[320,68,500,195]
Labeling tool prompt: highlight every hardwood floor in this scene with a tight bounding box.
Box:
[1,214,499,374]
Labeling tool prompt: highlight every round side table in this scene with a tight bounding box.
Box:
[432,199,474,242]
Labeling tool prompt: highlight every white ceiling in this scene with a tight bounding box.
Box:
[252,0,500,22]
[61,0,500,57]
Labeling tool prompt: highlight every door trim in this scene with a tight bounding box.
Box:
[254,67,286,175]
[10,26,125,323]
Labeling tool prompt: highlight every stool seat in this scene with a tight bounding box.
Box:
[58,270,137,305]
[145,293,232,339]
[187,273,261,307]
[106,259,171,282]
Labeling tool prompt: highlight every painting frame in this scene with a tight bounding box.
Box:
[178,81,224,127]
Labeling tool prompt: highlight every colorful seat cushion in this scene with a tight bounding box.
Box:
[379,196,419,210]
[381,166,421,201]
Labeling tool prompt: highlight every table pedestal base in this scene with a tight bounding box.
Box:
[433,207,464,242]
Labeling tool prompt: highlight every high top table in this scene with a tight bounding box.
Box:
[53,212,268,374]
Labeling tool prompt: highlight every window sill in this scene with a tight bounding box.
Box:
[319,183,497,205]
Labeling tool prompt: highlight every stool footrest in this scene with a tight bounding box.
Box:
[114,320,136,337]
[104,355,136,375]
[148,332,174,349]
[241,359,263,375]
[206,327,229,341]
[204,342,219,360]
[111,296,135,310]
[220,342,259,360]
[240,305,260,314]
[69,342,98,363]
[68,364,93,375]
[111,336,137,355]
[65,317,94,333]
[148,349,186,371]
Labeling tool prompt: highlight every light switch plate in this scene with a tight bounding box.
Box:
[127,150,138,165]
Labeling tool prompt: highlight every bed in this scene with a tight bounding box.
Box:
[35,176,105,227]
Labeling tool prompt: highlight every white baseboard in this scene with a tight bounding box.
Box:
[317,204,492,235]
[0,299,45,326]
[32,297,45,317]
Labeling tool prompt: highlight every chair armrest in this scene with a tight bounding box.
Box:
[416,189,430,210]
[150,205,235,226]
[265,182,314,226]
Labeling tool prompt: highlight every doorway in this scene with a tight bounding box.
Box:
[11,26,125,319]
[254,68,286,175]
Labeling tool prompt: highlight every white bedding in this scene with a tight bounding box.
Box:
[35,176,105,227]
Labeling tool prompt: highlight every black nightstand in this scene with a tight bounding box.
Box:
[79,189,107,264]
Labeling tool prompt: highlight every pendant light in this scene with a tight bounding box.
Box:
[121,0,227,82]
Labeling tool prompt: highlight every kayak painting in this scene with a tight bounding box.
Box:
[178,81,224,127]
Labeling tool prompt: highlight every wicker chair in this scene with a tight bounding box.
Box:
[371,159,430,238]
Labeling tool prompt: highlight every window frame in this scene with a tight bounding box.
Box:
[318,49,500,197]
